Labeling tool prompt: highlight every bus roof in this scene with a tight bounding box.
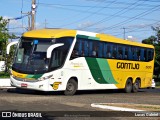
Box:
[22,28,154,49]
[96,33,154,48]
[22,28,77,38]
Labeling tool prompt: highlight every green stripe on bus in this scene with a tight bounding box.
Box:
[76,35,89,39]
[96,59,117,84]
[85,58,117,84]
[26,74,43,79]
[88,36,100,40]
[85,58,108,84]
[77,35,100,41]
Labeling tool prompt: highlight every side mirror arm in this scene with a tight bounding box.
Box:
[46,43,64,58]
[7,41,18,54]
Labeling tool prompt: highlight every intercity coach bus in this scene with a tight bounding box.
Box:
[7,29,154,95]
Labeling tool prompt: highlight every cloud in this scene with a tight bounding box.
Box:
[77,21,93,29]
[3,16,22,27]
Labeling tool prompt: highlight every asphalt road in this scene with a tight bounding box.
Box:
[0,88,160,120]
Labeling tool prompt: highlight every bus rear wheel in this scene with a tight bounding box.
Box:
[124,79,132,93]
[132,80,139,93]
[64,79,77,96]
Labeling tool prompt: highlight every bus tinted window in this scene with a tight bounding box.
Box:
[118,45,123,59]
[92,41,98,57]
[103,43,107,58]
[112,44,117,59]
[107,43,112,58]
[71,36,154,62]
[98,42,103,58]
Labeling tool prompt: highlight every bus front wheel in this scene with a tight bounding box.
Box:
[124,79,132,93]
[64,79,78,96]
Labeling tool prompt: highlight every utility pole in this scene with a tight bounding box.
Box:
[21,12,31,31]
[122,27,126,40]
[44,19,48,28]
[31,0,36,30]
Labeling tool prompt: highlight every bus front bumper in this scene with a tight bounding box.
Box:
[10,75,49,91]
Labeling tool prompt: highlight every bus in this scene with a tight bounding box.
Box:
[7,28,154,95]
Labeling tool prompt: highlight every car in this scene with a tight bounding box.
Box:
[147,79,156,89]
[151,79,156,89]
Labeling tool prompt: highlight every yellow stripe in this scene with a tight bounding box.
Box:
[12,70,27,78]
[23,29,76,38]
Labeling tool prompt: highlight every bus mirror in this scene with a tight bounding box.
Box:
[7,41,18,55]
[46,43,64,58]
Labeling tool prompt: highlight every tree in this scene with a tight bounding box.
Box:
[0,16,16,72]
[0,17,8,61]
[142,26,160,81]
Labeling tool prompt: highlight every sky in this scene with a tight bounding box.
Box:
[1,0,160,42]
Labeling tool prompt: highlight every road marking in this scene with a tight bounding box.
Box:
[63,102,86,107]
[91,103,145,111]
[0,87,15,89]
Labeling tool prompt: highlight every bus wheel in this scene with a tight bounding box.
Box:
[124,79,132,93]
[64,79,77,96]
[132,80,139,93]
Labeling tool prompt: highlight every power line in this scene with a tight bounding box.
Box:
[97,5,160,32]
[61,0,118,28]
[79,0,143,30]
[112,21,160,36]
[37,1,160,21]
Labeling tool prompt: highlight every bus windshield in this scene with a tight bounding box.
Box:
[12,37,74,74]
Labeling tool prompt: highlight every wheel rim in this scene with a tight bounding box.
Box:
[127,81,132,90]
[67,83,74,92]
[134,81,139,90]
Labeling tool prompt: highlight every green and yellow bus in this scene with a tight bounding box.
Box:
[7,28,154,95]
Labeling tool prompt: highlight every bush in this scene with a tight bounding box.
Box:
[0,72,10,78]
[156,82,160,87]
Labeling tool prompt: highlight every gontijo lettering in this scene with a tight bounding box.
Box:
[117,62,140,69]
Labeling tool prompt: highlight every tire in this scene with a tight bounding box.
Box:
[64,79,78,96]
[124,79,132,93]
[132,80,139,93]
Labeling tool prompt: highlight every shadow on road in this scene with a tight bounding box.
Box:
[5,88,155,96]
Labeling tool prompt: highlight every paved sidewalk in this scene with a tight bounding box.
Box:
[0,78,14,88]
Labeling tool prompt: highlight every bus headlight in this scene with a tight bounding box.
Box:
[38,75,53,81]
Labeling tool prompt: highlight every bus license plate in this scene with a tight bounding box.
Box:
[21,83,28,87]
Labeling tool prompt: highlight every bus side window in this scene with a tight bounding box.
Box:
[107,44,111,58]
[88,41,93,57]
[147,49,154,61]
[133,47,138,60]
[92,41,98,57]
[118,45,123,59]
[124,46,128,60]
[70,40,79,59]
[78,39,82,57]
[151,49,154,60]
[128,46,133,60]
[137,48,140,60]
[112,44,117,58]
[98,42,103,58]
[140,48,144,61]
[103,43,107,58]
[84,40,89,56]
[144,49,147,61]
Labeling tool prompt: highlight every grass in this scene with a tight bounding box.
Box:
[0,72,10,78]
[156,82,160,87]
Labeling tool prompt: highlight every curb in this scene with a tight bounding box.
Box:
[91,103,145,111]
[0,78,12,88]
